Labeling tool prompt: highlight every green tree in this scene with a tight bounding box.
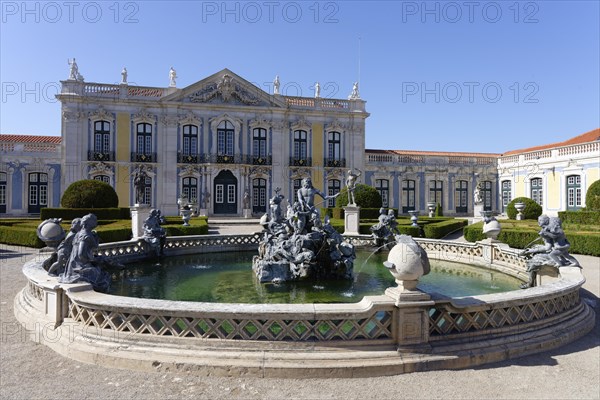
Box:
[335,184,382,208]
[61,180,119,208]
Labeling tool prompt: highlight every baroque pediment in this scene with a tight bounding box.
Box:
[162,69,285,108]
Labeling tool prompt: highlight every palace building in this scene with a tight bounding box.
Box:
[0,68,598,217]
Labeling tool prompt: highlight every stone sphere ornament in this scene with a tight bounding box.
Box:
[36,218,66,249]
[384,235,431,291]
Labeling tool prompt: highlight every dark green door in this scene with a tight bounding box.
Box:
[214,170,237,214]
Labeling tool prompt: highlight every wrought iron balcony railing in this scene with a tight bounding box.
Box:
[289,157,312,167]
[324,158,346,168]
[87,150,115,162]
[130,152,157,163]
[177,152,199,164]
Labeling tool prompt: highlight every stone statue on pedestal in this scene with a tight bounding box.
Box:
[519,215,581,288]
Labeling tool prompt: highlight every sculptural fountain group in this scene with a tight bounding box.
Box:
[252,178,356,283]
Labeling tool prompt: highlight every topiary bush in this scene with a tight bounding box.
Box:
[585,179,600,211]
[506,197,542,220]
[335,184,382,209]
[61,180,119,208]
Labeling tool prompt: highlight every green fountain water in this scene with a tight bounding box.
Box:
[107,250,521,304]
[110,251,520,304]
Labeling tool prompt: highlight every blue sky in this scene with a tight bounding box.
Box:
[1,1,598,153]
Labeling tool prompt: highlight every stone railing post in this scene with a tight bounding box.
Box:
[386,288,434,352]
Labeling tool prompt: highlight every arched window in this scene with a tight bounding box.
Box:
[376,179,389,208]
[481,180,493,211]
[182,177,198,202]
[252,178,267,214]
[134,122,153,162]
[566,175,581,210]
[531,178,543,206]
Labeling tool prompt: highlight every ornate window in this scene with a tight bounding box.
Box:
[136,123,152,154]
[217,121,234,156]
[566,175,581,210]
[401,179,415,214]
[182,177,198,202]
[531,177,543,206]
[376,179,389,208]
[94,175,110,184]
[455,180,468,213]
[94,121,110,153]
[253,128,267,158]
[327,179,341,207]
[326,131,343,166]
[501,180,512,212]
[293,130,307,160]
[182,125,198,156]
[429,180,443,208]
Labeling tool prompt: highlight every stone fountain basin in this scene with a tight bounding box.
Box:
[14,236,594,378]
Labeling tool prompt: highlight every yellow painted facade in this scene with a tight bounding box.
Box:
[587,168,599,190]
[311,123,324,189]
[116,113,131,207]
[546,173,560,209]
[514,175,526,198]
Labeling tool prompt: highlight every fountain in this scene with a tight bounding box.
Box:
[252,179,355,283]
[15,208,594,377]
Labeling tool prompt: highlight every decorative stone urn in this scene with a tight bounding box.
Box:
[180,208,193,226]
[408,210,419,227]
[427,202,436,218]
[515,202,526,220]
[384,235,431,293]
[481,211,501,240]
[36,219,65,249]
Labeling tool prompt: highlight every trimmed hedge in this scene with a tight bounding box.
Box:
[506,197,542,220]
[558,210,600,225]
[463,222,600,256]
[423,219,467,239]
[0,225,45,247]
[41,208,131,220]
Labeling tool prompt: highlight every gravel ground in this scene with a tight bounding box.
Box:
[1,237,599,400]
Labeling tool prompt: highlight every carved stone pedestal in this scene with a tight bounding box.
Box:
[243,208,252,219]
[385,286,434,351]
[343,205,360,235]
[199,208,208,217]
[131,204,150,239]
[473,203,484,222]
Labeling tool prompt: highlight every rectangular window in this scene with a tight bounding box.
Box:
[39,185,47,206]
[216,184,224,203]
[531,178,543,206]
[29,186,37,205]
[227,184,235,203]
[0,185,5,205]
